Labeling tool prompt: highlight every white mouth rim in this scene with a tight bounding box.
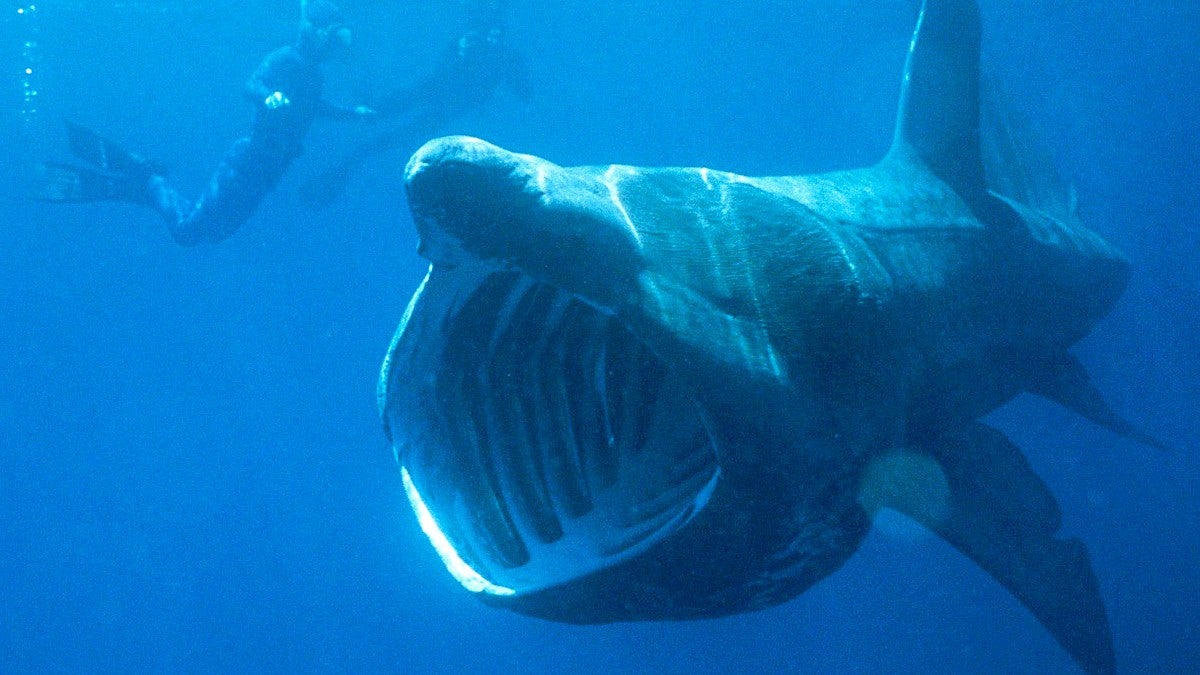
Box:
[402,464,517,596]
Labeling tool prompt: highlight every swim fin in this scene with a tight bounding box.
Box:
[34,161,151,204]
[65,121,166,178]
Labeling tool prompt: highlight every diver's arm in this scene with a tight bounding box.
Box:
[372,69,446,120]
[244,47,293,107]
[373,37,463,119]
[316,98,376,120]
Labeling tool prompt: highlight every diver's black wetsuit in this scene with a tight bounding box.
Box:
[374,26,531,125]
[299,1,530,210]
[156,38,365,246]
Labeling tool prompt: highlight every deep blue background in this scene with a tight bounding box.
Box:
[2,1,1197,672]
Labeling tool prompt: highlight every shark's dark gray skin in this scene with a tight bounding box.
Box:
[378,2,1151,673]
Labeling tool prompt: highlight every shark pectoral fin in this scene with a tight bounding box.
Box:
[888,423,1114,675]
[1028,352,1172,452]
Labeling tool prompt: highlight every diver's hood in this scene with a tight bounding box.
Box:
[302,0,344,29]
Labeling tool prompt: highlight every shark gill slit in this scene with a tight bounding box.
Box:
[483,276,564,544]
[536,295,594,518]
[441,271,718,575]
[444,273,529,569]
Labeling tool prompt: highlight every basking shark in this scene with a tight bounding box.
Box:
[378,1,1153,672]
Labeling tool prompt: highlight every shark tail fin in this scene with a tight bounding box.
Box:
[1028,353,1173,452]
[870,423,1116,675]
[887,0,987,199]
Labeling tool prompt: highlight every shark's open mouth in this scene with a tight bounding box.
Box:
[381,265,721,596]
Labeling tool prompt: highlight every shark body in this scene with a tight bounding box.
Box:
[379,2,1148,673]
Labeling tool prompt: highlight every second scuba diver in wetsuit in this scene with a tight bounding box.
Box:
[298,0,531,211]
[39,1,374,246]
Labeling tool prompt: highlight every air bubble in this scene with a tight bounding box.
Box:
[17,3,42,126]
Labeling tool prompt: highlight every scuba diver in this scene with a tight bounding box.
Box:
[298,0,531,211]
[38,1,375,246]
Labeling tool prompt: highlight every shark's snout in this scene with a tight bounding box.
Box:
[403,136,644,312]
[404,136,544,267]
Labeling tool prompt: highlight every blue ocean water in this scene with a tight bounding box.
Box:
[2,1,1196,672]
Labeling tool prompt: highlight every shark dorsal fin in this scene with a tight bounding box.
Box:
[888,0,986,198]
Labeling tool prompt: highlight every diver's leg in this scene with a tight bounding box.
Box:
[170,137,292,246]
[141,175,210,246]
[168,139,252,246]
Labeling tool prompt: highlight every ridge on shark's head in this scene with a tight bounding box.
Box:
[380,2,1155,673]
